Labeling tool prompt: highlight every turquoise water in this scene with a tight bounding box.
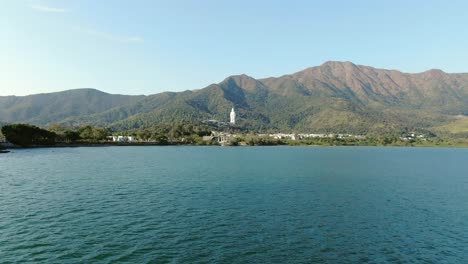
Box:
[1,146,468,263]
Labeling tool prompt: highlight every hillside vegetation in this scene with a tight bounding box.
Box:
[1,62,468,136]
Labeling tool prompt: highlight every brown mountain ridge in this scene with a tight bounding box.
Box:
[1,61,468,136]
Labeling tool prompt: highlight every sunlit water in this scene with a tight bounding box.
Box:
[1,146,467,263]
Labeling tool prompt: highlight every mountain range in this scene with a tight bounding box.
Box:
[1,61,468,136]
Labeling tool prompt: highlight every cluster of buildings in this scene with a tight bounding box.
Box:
[202,131,235,145]
[201,131,368,145]
[400,133,426,141]
[200,107,372,144]
[109,136,136,142]
[107,108,370,145]
[260,133,366,140]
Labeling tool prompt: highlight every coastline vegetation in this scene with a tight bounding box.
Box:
[1,122,467,148]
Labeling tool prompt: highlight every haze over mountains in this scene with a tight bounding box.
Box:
[1,61,468,136]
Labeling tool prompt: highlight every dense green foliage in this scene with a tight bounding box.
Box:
[48,124,111,143]
[1,124,57,146]
[1,121,215,147]
[239,134,466,147]
[0,123,115,146]
[118,123,212,145]
[1,121,467,148]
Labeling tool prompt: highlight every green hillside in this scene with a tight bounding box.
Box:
[0,89,144,126]
[1,62,468,136]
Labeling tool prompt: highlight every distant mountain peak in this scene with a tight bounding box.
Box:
[421,68,446,75]
[49,88,105,94]
[321,61,357,67]
[222,74,261,90]
[224,74,256,82]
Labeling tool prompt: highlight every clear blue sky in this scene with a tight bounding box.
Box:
[2,0,468,96]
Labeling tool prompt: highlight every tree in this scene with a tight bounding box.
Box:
[63,130,81,142]
[138,129,152,141]
[153,134,169,144]
[78,126,110,142]
[1,124,57,146]
[47,123,67,134]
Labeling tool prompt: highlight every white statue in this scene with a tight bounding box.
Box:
[230,108,236,124]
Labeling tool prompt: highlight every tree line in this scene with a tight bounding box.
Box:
[1,122,462,148]
[0,122,213,147]
[1,124,111,147]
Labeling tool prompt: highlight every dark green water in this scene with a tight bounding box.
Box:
[1,146,467,263]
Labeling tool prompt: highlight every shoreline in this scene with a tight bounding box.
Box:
[3,142,178,149]
[3,142,468,151]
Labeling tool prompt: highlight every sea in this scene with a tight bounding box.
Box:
[1,146,467,263]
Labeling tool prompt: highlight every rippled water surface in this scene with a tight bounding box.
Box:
[1,146,468,263]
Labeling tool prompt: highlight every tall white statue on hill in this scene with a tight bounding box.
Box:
[230,108,236,124]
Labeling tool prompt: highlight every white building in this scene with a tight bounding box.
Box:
[230,108,236,124]
[112,136,136,142]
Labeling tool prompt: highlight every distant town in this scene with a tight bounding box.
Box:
[0,107,461,150]
[93,108,431,147]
